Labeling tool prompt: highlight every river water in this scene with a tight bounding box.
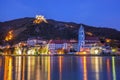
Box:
[0,56,120,80]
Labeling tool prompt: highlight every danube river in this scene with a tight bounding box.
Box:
[0,56,120,80]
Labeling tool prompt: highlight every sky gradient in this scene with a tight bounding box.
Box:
[0,0,120,30]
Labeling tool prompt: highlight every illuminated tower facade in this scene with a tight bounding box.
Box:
[78,25,85,52]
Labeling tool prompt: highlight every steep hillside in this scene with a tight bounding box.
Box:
[0,17,120,44]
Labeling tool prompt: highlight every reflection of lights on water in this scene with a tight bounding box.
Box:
[90,57,102,80]
[35,57,40,80]
[22,57,25,80]
[27,57,35,80]
[95,57,99,80]
[59,56,63,80]
[4,57,13,80]
[112,57,116,80]
[27,57,31,80]
[47,57,51,80]
[83,56,87,80]
[107,59,111,80]
[15,57,22,80]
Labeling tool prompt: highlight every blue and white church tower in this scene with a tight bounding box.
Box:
[78,25,85,52]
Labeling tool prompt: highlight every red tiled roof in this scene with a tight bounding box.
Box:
[85,36,99,40]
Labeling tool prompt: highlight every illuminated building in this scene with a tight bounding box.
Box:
[33,15,47,24]
[48,40,71,54]
[27,37,46,46]
[78,25,85,52]
[78,25,101,54]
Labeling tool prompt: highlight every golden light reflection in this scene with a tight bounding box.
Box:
[13,56,26,80]
[27,56,35,80]
[83,56,87,80]
[99,57,102,70]
[47,57,51,80]
[43,57,51,80]
[107,59,111,80]
[4,56,13,80]
[91,57,101,80]
[22,57,25,80]
[59,56,63,80]
[15,57,22,80]
[95,57,99,80]
[112,57,116,80]
[35,57,41,80]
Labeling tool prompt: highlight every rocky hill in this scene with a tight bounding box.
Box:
[0,17,120,44]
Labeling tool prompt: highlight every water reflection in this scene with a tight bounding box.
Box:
[83,56,87,80]
[0,56,120,80]
[4,56,13,80]
[107,59,111,80]
[58,56,63,80]
[112,57,116,80]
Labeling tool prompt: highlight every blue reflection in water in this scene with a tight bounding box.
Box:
[0,56,120,80]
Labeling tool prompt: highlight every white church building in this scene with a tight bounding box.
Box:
[78,25,101,52]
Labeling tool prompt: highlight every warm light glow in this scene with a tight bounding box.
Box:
[5,30,14,41]
[86,32,93,36]
[27,49,35,55]
[112,48,117,53]
[57,49,64,54]
[27,56,35,80]
[76,51,87,54]
[33,15,48,24]
[47,57,51,80]
[4,56,13,80]
[15,57,22,80]
[95,57,99,80]
[83,56,87,80]
[107,59,111,80]
[14,47,22,55]
[94,49,99,54]
[59,56,63,80]
[106,38,111,43]
[90,47,102,54]
[90,57,102,80]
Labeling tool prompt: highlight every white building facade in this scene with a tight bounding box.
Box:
[78,25,101,52]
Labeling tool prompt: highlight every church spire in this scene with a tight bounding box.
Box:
[78,25,85,52]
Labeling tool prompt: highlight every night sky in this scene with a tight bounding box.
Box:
[0,0,120,30]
